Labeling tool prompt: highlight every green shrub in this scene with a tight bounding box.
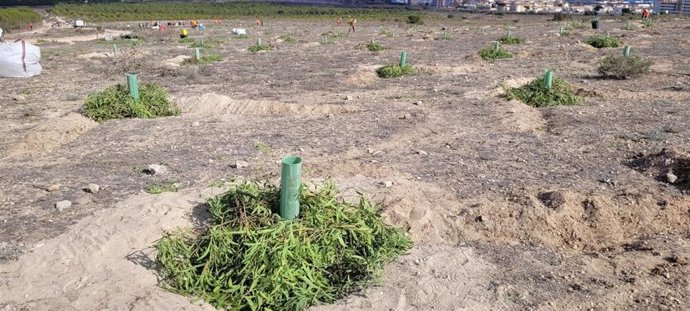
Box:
[145,181,180,194]
[156,181,411,311]
[586,35,621,48]
[248,43,271,53]
[182,53,223,65]
[597,55,651,79]
[407,15,424,25]
[499,34,523,44]
[643,19,653,28]
[233,34,248,39]
[178,37,195,44]
[478,45,512,61]
[505,77,582,107]
[376,64,415,78]
[83,83,179,122]
[367,41,385,52]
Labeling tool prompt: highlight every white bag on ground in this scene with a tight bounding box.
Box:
[0,40,42,78]
[232,28,246,35]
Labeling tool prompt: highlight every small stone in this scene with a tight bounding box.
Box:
[46,184,61,192]
[413,100,423,105]
[382,181,393,188]
[55,200,72,212]
[666,172,678,184]
[192,121,200,127]
[399,113,411,120]
[85,183,100,194]
[417,150,428,156]
[232,160,249,169]
[345,95,353,100]
[12,95,26,102]
[327,113,334,119]
[144,164,167,175]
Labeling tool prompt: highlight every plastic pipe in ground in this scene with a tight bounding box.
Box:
[280,156,302,220]
[400,50,407,67]
[543,70,553,89]
[494,41,500,52]
[194,48,201,60]
[127,74,140,101]
[623,46,631,57]
[112,44,117,57]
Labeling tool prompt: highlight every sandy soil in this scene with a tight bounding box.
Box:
[1,12,690,311]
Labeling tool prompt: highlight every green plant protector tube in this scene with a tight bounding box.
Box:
[194,47,201,60]
[494,41,500,52]
[506,30,511,37]
[559,26,564,35]
[400,50,407,67]
[257,38,262,46]
[127,73,140,101]
[605,32,610,38]
[623,45,631,57]
[112,44,117,57]
[280,156,302,220]
[543,70,553,89]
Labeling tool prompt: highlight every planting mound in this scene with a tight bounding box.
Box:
[83,82,179,122]
[505,77,582,107]
[156,181,411,310]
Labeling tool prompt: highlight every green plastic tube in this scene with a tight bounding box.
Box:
[112,44,117,57]
[280,156,302,220]
[194,48,201,60]
[400,50,407,67]
[559,26,564,35]
[623,46,631,57]
[494,41,500,52]
[127,74,140,101]
[543,70,553,89]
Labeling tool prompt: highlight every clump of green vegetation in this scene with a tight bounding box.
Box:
[254,141,272,154]
[156,181,411,311]
[178,37,195,44]
[586,35,621,48]
[407,15,424,25]
[248,42,271,53]
[233,34,249,39]
[505,77,582,107]
[321,30,346,38]
[182,54,223,65]
[435,31,452,40]
[643,19,653,28]
[83,83,179,122]
[376,64,415,78]
[145,181,181,194]
[597,55,651,79]
[279,34,295,42]
[0,7,41,30]
[478,45,512,61]
[499,33,523,44]
[367,40,385,52]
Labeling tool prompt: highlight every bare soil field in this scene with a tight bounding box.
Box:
[1,12,690,311]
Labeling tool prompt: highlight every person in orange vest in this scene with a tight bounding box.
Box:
[28,22,33,30]
[347,16,356,33]
[255,18,263,26]
[191,20,198,29]
[336,16,342,25]
[641,8,651,19]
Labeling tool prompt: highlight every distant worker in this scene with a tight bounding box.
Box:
[255,18,264,26]
[28,22,33,30]
[336,16,342,25]
[347,16,356,33]
[642,8,651,19]
[198,23,205,31]
[191,20,198,29]
[180,28,189,39]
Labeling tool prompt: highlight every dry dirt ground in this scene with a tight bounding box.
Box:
[1,12,690,311]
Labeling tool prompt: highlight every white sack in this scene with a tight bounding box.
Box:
[0,40,42,78]
[232,28,246,35]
